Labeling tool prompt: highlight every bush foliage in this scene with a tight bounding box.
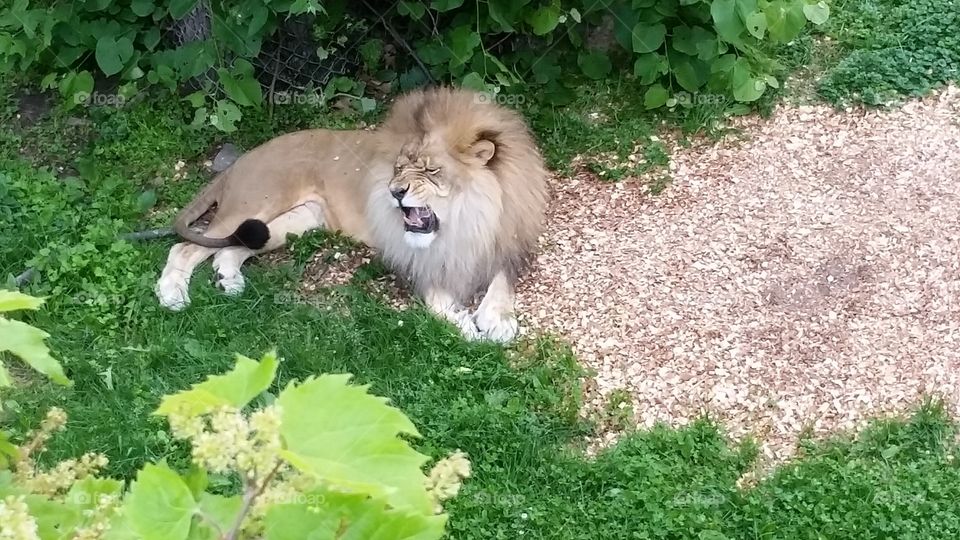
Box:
[0,350,470,539]
[0,0,829,130]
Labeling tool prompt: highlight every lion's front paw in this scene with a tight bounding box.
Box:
[449,309,482,341]
[155,276,190,311]
[474,308,519,344]
[213,270,246,297]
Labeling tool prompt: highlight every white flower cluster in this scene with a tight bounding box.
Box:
[0,495,39,540]
[14,408,109,497]
[167,404,283,479]
[72,494,120,540]
[424,450,472,513]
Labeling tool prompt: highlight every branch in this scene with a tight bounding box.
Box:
[361,0,436,86]
[223,461,282,540]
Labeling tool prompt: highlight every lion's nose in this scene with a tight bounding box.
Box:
[390,187,407,203]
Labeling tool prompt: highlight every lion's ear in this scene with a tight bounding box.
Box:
[469,139,496,165]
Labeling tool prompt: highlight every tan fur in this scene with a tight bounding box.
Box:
[158,86,549,341]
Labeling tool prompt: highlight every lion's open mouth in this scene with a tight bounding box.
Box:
[401,206,438,234]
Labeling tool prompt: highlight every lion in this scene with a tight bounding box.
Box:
[154,86,549,343]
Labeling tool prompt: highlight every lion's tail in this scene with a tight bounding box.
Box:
[172,174,270,250]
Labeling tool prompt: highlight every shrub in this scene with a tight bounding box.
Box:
[0,0,830,131]
[0,350,470,539]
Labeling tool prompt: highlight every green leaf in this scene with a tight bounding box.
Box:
[211,99,242,132]
[0,362,11,388]
[154,351,279,417]
[764,0,807,42]
[671,54,711,92]
[802,0,829,25]
[527,5,561,36]
[196,493,242,534]
[487,0,531,31]
[217,63,263,108]
[137,190,157,212]
[644,84,670,109]
[633,53,667,84]
[711,0,744,43]
[745,11,767,38]
[95,36,134,77]
[0,290,44,312]
[277,374,433,513]
[65,477,124,509]
[577,51,612,80]
[124,463,198,540]
[731,57,766,101]
[359,97,377,113]
[168,0,199,19]
[460,72,486,91]
[631,23,667,53]
[671,25,712,55]
[143,27,162,50]
[431,0,464,11]
[398,1,426,19]
[0,319,70,385]
[447,26,480,67]
[130,0,155,17]
[264,489,448,540]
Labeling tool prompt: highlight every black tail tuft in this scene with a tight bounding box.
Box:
[232,219,270,249]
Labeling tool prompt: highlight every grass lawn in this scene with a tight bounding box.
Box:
[3,0,960,536]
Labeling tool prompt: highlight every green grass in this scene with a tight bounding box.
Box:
[3,79,960,538]
[817,0,960,105]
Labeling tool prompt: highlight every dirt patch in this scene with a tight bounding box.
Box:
[516,84,960,462]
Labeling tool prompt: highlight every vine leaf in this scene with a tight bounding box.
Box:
[632,23,667,53]
[154,351,279,418]
[124,463,199,540]
[277,374,433,513]
[802,1,830,25]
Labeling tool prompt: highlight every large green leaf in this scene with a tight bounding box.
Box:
[487,0,531,32]
[277,374,433,513]
[577,51,612,80]
[731,57,766,101]
[216,60,262,108]
[764,0,807,42]
[168,0,199,19]
[154,352,279,417]
[124,463,198,540]
[0,318,70,386]
[631,23,667,53]
[802,0,830,25]
[527,5,561,36]
[94,36,134,76]
[264,490,447,540]
[0,290,44,312]
[431,0,464,12]
[633,52,668,84]
[644,84,670,109]
[711,0,744,43]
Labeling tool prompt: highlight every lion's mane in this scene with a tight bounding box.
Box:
[364,86,550,302]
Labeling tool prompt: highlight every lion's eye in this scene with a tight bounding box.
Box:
[426,167,440,175]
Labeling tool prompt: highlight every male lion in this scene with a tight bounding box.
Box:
[155,86,549,343]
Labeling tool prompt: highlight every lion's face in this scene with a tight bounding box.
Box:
[388,136,497,249]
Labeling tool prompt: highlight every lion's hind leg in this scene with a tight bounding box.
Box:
[155,242,219,311]
[210,200,327,298]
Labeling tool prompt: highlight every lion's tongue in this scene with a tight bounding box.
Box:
[404,208,425,227]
